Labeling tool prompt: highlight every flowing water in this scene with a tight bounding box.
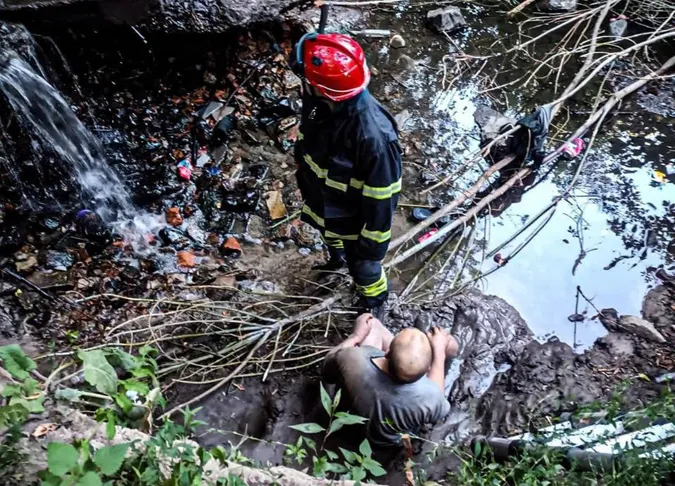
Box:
[0,55,134,222]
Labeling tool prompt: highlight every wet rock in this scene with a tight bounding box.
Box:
[247,215,266,240]
[75,210,110,243]
[540,0,577,11]
[642,285,675,329]
[426,6,467,34]
[389,34,406,49]
[28,270,70,289]
[474,106,516,143]
[600,309,667,343]
[159,227,191,250]
[43,250,74,271]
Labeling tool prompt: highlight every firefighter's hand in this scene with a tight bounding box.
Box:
[352,313,374,343]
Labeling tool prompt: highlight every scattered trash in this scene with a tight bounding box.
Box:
[412,207,433,222]
[653,170,667,184]
[427,6,467,34]
[210,115,236,147]
[220,237,242,258]
[75,209,109,241]
[541,0,577,11]
[298,247,312,256]
[609,15,628,39]
[656,372,675,383]
[567,313,585,322]
[417,228,438,243]
[666,163,675,176]
[560,138,585,160]
[43,250,74,271]
[350,29,392,38]
[177,251,196,268]
[390,34,406,49]
[265,190,287,220]
[493,253,506,266]
[177,159,192,181]
[159,227,191,250]
[166,207,184,227]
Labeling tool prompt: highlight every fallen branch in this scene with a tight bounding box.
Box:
[386,167,532,269]
[390,155,516,251]
[507,0,537,17]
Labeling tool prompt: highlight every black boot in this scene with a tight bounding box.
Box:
[312,246,346,272]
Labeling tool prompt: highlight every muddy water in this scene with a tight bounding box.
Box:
[363,3,675,350]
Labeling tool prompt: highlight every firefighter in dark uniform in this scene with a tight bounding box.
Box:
[292,33,402,317]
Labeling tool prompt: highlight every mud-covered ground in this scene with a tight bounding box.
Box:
[0,1,675,483]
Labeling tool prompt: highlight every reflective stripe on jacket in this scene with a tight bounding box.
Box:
[295,89,402,262]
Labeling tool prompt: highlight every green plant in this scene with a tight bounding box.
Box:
[286,383,386,482]
[55,346,165,438]
[0,345,43,478]
[39,439,130,486]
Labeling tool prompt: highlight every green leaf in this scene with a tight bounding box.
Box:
[23,377,41,395]
[349,466,366,482]
[332,388,342,412]
[0,345,36,380]
[288,423,325,434]
[319,383,332,416]
[47,442,79,476]
[122,379,149,396]
[1,383,23,398]
[325,462,349,474]
[358,439,372,458]
[9,395,45,413]
[105,349,138,371]
[55,388,83,402]
[473,441,482,457]
[38,470,62,486]
[77,471,103,486]
[94,443,129,475]
[340,447,358,464]
[78,350,118,395]
[115,393,134,414]
[105,411,116,440]
[362,457,386,477]
[0,403,30,427]
[325,450,339,461]
[334,412,368,424]
[304,437,317,453]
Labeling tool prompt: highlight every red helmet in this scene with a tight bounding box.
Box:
[296,33,370,102]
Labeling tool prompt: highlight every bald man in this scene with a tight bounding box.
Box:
[323,314,458,446]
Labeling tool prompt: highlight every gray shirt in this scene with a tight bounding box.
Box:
[323,346,451,445]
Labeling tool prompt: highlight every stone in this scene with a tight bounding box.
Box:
[15,255,37,273]
[540,0,577,11]
[426,6,467,34]
[617,315,666,343]
[389,34,406,49]
[474,105,517,143]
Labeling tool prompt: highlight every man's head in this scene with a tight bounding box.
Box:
[293,33,370,102]
[387,328,432,383]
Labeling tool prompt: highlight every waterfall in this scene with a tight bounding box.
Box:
[0,54,135,222]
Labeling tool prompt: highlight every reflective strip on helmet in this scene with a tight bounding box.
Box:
[303,154,327,179]
[356,269,388,297]
[326,178,348,192]
[362,179,402,200]
[302,205,324,227]
[349,178,365,190]
[325,231,358,241]
[360,227,391,243]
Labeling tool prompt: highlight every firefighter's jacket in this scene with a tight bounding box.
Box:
[295,89,402,262]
